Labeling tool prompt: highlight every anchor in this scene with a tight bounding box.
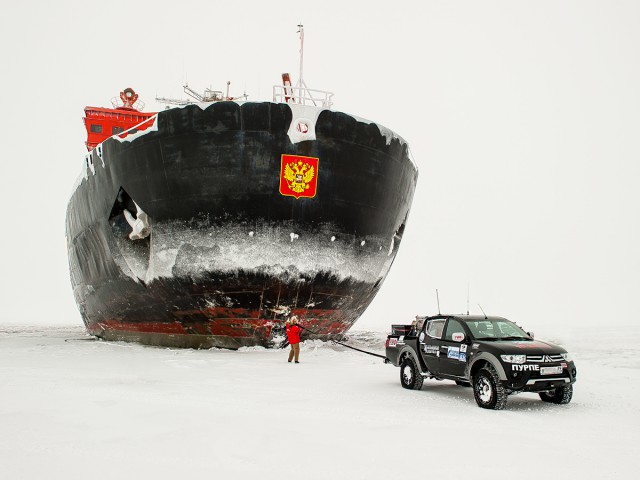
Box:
[123,201,151,240]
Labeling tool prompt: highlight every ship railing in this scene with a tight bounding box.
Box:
[272,85,334,108]
[110,97,146,111]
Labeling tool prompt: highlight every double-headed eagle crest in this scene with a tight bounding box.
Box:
[279,154,319,199]
[284,160,315,194]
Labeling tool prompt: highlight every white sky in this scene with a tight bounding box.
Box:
[0,0,638,332]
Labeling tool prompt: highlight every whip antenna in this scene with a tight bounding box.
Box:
[436,289,441,315]
[467,283,470,315]
[478,304,487,319]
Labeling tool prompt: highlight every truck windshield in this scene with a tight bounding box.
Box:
[466,319,530,340]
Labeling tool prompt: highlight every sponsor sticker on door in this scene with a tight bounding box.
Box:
[423,345,439,354]
[447,346,460,359]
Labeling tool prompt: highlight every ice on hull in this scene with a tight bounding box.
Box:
[67,101,417,348]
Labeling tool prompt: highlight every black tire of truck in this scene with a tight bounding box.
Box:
[539,384,573,404]
[473,365,507,410]
[400,356,424,390]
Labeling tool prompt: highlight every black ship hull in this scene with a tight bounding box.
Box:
[66,101,418,348]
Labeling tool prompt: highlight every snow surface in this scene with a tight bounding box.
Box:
[1,325,638,479]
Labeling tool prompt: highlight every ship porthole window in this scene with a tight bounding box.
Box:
[90,124,103,133]
[112,126,124,134]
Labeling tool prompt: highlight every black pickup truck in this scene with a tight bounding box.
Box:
[385,314,577,409]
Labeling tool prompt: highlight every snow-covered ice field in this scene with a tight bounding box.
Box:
[1,325,638,479]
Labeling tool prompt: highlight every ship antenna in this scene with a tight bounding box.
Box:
[436,289,441,315]
[478,304,487,319]
[297,24,305,89]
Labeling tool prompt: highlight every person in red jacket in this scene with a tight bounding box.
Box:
[286,316,302,363]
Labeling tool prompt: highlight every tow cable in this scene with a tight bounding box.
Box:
[297,325,387,360]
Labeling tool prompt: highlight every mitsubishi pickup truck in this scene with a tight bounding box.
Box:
[385,314,577,410]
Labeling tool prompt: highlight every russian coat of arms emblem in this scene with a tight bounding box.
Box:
[279,154,319,199]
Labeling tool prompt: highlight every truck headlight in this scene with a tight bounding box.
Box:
[500,354,526,364]
[561,353,572,362]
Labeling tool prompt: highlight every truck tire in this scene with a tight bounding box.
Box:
[400,356,424,390]
[473,364,507,410]
[539,384,573,404]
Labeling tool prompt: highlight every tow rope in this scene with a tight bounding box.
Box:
[330,338,388,360]
[297,325,387,360]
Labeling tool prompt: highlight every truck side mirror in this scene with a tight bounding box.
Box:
[528,331,535,339]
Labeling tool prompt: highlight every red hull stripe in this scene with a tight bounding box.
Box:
[87,310,349,339]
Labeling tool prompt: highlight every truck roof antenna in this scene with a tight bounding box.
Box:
[467,283,470,315]
[478,304,487,319]
[436,289,441,315]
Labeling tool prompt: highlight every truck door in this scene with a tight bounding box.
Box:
[419,318,446,373]
[438,319,469,378]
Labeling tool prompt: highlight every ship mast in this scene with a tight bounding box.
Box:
[272,26,334,108]
[297,24,306,91]
[296,24,314,94]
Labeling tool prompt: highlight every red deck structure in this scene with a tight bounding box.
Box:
[83,88,156,151]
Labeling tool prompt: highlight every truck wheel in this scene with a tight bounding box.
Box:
[473,365,507,410]
[400,356,424,390]
[539,384,573,404]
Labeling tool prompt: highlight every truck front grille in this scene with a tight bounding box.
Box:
[526,354,564,363]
